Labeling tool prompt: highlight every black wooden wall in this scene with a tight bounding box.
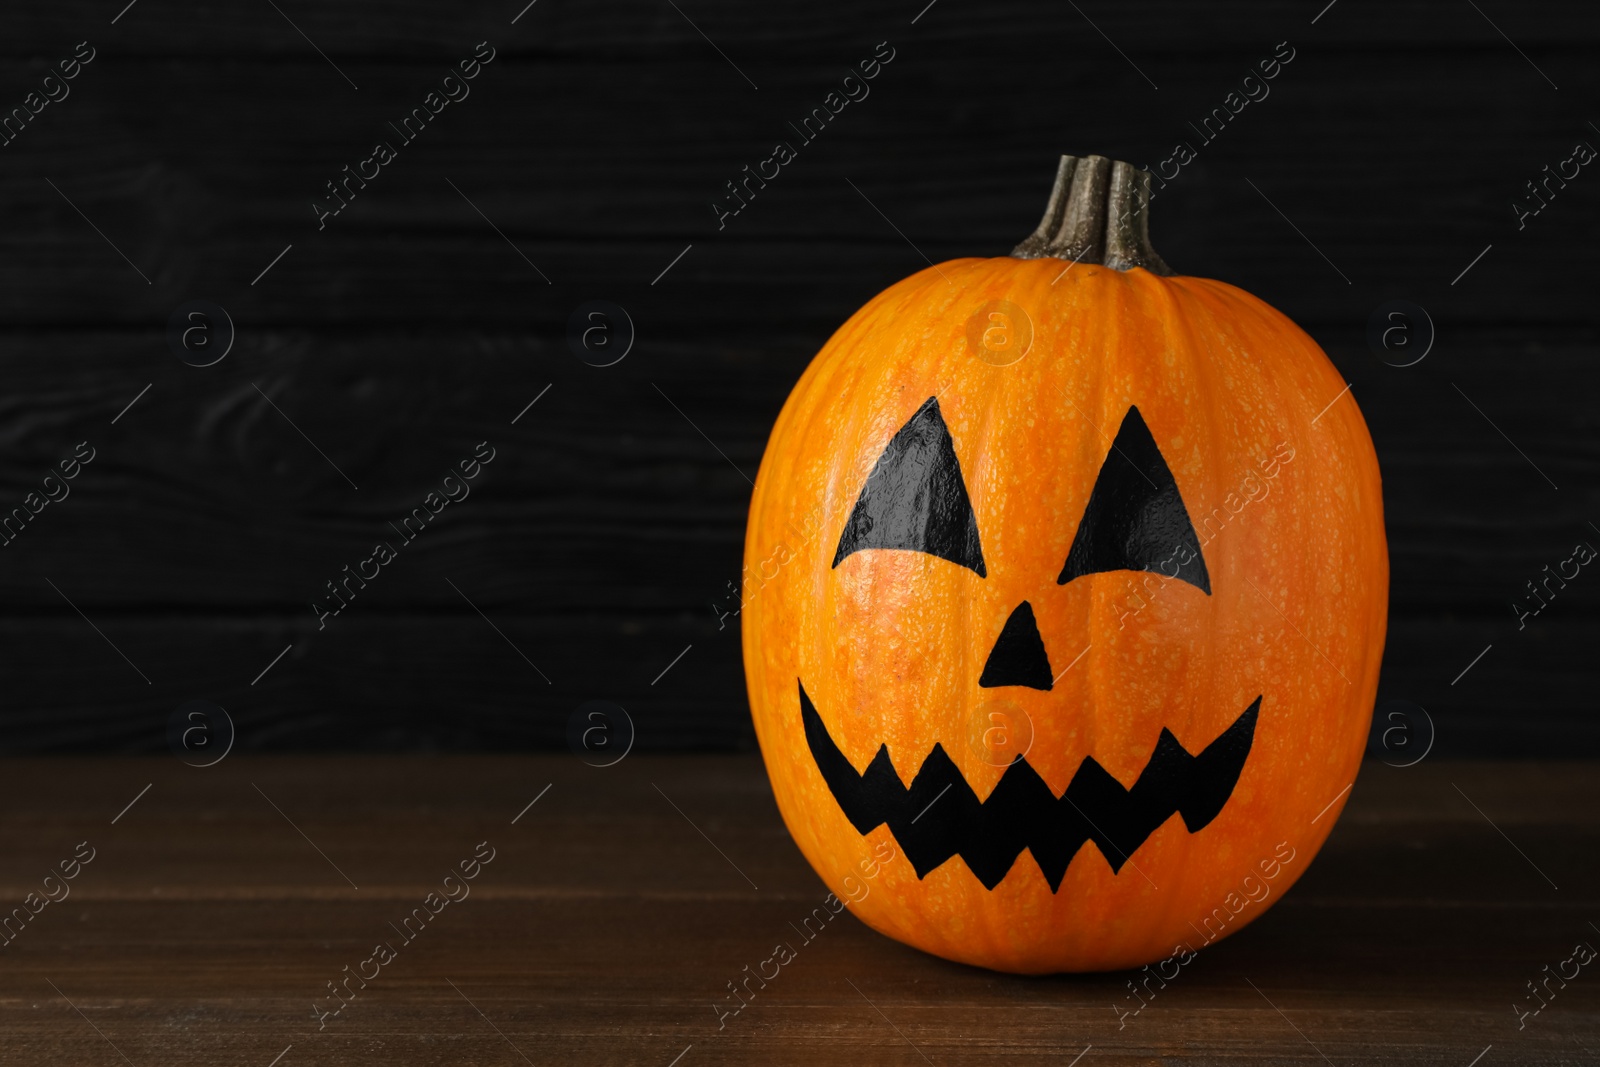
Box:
[0,0,1595,754]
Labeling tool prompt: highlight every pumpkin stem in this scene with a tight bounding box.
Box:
[1011,155,1173,275]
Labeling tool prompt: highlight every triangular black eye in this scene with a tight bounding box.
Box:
[1058,405,1210,594]
[833,396,986,577]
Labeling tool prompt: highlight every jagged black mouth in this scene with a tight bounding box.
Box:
[800,681,1259,891]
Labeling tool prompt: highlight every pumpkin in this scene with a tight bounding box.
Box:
[741,154,1387,974]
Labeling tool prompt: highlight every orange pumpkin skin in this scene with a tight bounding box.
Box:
[742,243,1387,973]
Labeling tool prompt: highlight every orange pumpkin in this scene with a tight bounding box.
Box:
[741,155,1388,974]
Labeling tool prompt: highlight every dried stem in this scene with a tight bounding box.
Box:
[1012,154,1172,275]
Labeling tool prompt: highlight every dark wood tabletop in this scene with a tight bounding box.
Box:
[1,754,1595,1065]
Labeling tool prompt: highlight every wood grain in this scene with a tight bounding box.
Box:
[0,0,1595,751]
[0,329,1590,613]
[0,614,1590,752]
[0,755,1595,1065]
[8,0,1600,56]
[0,323,1590,752]
[0,49,1594,324]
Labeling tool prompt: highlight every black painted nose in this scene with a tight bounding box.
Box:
[979,601,1054,690]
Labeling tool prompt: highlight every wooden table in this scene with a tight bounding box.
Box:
[1,756,1595,1065]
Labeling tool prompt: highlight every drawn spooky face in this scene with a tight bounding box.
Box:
[804,397,1259,892]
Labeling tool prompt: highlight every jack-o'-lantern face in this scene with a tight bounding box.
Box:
[742,163,1386,975]
[803,396,1259,893]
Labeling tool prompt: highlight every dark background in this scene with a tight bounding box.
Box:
[1,0,1594,755]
